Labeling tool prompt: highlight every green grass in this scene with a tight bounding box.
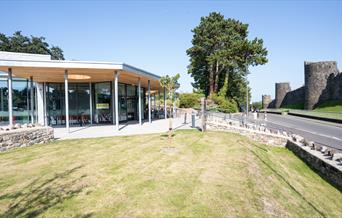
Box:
[0,130,341,217]
[281,103,304,110]
[314,100,342,112]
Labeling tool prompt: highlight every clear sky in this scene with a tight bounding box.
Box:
[1,0,341,101]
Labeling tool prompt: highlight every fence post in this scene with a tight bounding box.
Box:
[201,97,207,132]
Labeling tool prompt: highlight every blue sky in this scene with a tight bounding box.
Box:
[1,0,341,101]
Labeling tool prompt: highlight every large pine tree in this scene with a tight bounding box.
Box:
[187,12,268,107]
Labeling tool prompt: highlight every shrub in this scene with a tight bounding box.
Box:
[210,94,238,113]
[179,93,202,108]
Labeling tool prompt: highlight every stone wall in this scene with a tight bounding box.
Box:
[304,61,340,110]
[265,61,341,110]
[318,73,342,104]
[0,127,54,152]
[286,140,342,191]
[275,83,291,109]
[262,95,272,109]
[206,116,288,147]
[281,86,305,108]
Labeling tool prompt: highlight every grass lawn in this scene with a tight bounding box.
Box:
[0,130,341,217]
[314,100,342,113]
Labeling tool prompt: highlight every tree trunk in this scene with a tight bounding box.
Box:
[214,60,219,93]
[168,93,173,142]
[209,65,215,96]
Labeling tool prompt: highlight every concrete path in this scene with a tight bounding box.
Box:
[54,116,199,140]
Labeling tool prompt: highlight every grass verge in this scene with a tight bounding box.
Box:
[0,130,341,217]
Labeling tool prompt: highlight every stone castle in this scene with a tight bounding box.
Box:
[263,61,342,110]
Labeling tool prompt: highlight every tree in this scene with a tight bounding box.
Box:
[0,31,65,60]
[160,74,180,140]
[187,12,267,108]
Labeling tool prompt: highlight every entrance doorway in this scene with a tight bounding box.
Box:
[93,82,112,124]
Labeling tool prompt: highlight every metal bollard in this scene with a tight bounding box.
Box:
[184,113,187,124]
[192,113,195,128]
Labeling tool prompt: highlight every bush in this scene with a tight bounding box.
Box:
[179,93,202,108]
[210,94,238,113]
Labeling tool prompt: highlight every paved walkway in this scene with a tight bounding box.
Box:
[54,116,199,140]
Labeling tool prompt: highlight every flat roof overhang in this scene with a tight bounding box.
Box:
[0,59,162,90]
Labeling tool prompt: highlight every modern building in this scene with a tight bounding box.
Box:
[0,51,166,132]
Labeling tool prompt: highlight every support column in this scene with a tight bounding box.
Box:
[153,93,156,119]
[43,82,48,126]
[64,70,69,132]
[89,82,93,125]
[36,83,45,125]
[30,76,34,123]
[112,80,115,125]
[138,78,142,125]
[114,71,119,130]
[148,80,151,123]
[164,87,167,119]
[8,68,13,127]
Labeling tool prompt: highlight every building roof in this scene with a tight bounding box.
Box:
[0,51,161,89]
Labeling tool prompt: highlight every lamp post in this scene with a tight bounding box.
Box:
[246,74,248,116]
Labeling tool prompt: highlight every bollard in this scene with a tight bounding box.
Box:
[192,113,195,128]
[184,113,187,124]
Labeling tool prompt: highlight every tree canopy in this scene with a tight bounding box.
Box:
[0,31,64,60]
[187,12,268,107]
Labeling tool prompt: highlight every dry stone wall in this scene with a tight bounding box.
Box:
[286,140,342,191]
[0,127,54,152]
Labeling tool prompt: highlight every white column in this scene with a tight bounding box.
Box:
[164,87,167,119]
[112,79,116,125]
[43,82,48,126]
[30,76,34,123]
[89,82,93,125]
[64,70,69,132]
[138,78,142,125]
[153,93,156,118]
[115,71,119,130]
[8,68,13,127]
[148,80,151,123]
[36,83,45,125]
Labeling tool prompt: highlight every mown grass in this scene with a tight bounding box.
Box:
[314,100,342,113]
[0,130,341,217]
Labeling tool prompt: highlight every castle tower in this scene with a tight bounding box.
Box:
[304,61,339,110]
[262,95,271,109]
[275,83,291,109]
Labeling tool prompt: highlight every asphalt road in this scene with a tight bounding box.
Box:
[244,113,342,151]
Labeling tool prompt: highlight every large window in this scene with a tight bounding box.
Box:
[0,79,8,125]
[47,83,91,126]
[47,83,65,126]
[0,77,34,125]
[94,82,111,124]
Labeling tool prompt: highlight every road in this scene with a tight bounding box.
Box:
[242,113,342,151]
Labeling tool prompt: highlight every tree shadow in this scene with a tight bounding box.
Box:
[0,165,88,217]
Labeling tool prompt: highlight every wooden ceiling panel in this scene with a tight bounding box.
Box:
[7,67,161,90]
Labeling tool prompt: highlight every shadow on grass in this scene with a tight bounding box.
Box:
[245,144,327,218]
[0,165,87,217]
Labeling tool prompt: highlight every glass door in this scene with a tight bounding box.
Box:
[94,82,112,124]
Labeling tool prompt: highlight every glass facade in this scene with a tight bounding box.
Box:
[94,82,112,124]
[0,76,154,127]
[0,77,36,125]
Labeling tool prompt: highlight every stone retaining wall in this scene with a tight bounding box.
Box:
[0,127,54,152]
[286,140,342,191]
[207,120,288,146]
